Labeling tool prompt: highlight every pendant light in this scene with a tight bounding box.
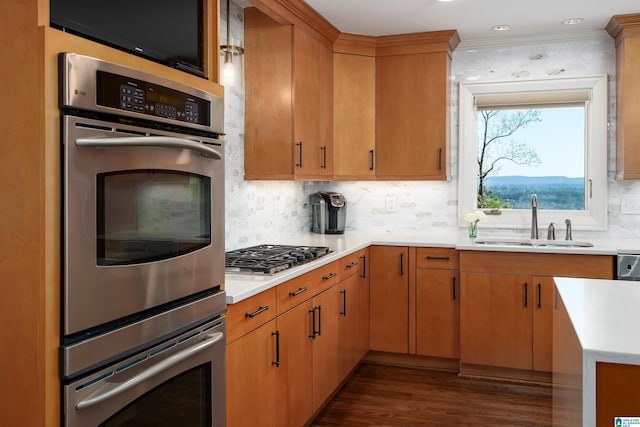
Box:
[220,0,244,86]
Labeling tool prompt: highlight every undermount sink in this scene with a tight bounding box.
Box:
[473,237,593,248]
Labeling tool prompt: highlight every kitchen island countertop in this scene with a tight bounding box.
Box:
[554,277,640,426]
[224,231,638,304]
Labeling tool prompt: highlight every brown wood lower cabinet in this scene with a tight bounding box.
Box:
[226,249,370,426]
[416,268,459,359]
[276,300,314,427]
[312,286,341,411]
[597,362,640,425]
[369,245,409,353]
[227,319,278,427]
[460,272,534,370]
[459,251,614,377]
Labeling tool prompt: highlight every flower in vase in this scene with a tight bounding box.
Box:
[464,210,486,238]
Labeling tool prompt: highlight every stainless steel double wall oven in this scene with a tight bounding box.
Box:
[60,53,226,426]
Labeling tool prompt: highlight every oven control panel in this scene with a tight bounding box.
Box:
[61,53,223,134]
[100,71,207,126]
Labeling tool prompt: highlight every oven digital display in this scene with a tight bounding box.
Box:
[96,70,210,126]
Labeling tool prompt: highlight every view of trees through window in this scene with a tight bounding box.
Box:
[476,107,585,210]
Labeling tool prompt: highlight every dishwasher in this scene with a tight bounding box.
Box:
[617,254,640,280]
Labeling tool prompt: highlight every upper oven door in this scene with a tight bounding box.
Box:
[63,115,224,336]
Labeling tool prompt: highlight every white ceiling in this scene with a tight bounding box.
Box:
[300,0,640,46]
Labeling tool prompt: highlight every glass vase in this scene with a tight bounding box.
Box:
[468,222,478,238]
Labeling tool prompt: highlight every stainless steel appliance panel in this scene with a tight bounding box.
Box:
[63,115,225,335]
[61,53,223,134]
[64,318,225,427]
[617,254,640,281]
[62,290,226,377]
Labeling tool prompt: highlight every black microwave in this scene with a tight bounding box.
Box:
[50,0,205,77]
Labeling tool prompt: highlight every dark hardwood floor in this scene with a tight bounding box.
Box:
[311,363,569,426]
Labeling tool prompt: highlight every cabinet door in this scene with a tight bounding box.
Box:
[338,274,360,380]
[293,27,333,178]
[369,246,409,353]
[357,249,370,360]
[226,319,277,427]
[333,53,375,179]
[460,272,533,370]
[375,52,448,179]
[276,300,313,427]
[312,285,340,411]
[416,268,459,359]
[243,8,294,179]
[533,276,555,372]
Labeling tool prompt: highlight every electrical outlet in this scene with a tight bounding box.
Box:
[621,197,640,214]
[386,196,397,213]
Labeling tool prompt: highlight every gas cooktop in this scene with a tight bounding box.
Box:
[225,244,331,275]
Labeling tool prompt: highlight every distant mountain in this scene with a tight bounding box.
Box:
[482,175,585,210]
[483,176,584,187]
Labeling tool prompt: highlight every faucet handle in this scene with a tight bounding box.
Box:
[547,223,555,240]
[565,219,572,241]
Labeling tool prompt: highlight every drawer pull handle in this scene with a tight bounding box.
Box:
[523,283,528,308]
[360,255,366,279]
[346,261,358,268]
[452,277,457,301]
[289,287,308,297]
[426,256,450,261]
[245,305,269,318]
[322,272,337,280]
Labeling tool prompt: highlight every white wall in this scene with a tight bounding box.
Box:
[223,3,640,250]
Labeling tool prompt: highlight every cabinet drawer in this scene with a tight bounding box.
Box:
[416,247,459,269]
[337,251,362,281]
[226,288,277,343]
[277,261,339,315]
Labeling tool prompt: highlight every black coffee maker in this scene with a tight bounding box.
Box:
[310,192,346,234]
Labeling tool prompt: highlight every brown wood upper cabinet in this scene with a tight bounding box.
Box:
[244,7,333,180]
[375,51,450,180]
[333,51,376,180]
[607,14,640,180]
[244,2,459,181]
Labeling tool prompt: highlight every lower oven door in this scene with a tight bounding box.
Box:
[64,318,225,427]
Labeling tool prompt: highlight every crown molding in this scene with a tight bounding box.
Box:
[376,30,460,57]
[607,14,640,45]
[248,0,340,49]
[248,0,460,56]
[458,30,611,51]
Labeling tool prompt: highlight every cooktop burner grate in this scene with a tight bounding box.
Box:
[225,244,331,275]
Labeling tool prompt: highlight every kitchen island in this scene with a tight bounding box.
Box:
[553,277,640,426]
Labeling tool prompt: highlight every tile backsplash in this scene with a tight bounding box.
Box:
[223,2,640,250]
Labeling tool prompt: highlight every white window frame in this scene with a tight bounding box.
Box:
[458,75,608,232]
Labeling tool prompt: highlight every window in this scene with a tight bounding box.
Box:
[458,76,608,231]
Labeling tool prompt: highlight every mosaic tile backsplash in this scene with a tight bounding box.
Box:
[223,2,640,250]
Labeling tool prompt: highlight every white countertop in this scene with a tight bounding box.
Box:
[555,277,640,361]
[555,277,640,426]
[224,231,639,304]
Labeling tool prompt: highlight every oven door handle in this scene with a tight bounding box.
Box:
[76,331,224,411]
[76,136,223,159]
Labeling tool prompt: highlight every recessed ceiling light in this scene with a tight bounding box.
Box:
[492,25,510,32]
[563,18,584,25]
